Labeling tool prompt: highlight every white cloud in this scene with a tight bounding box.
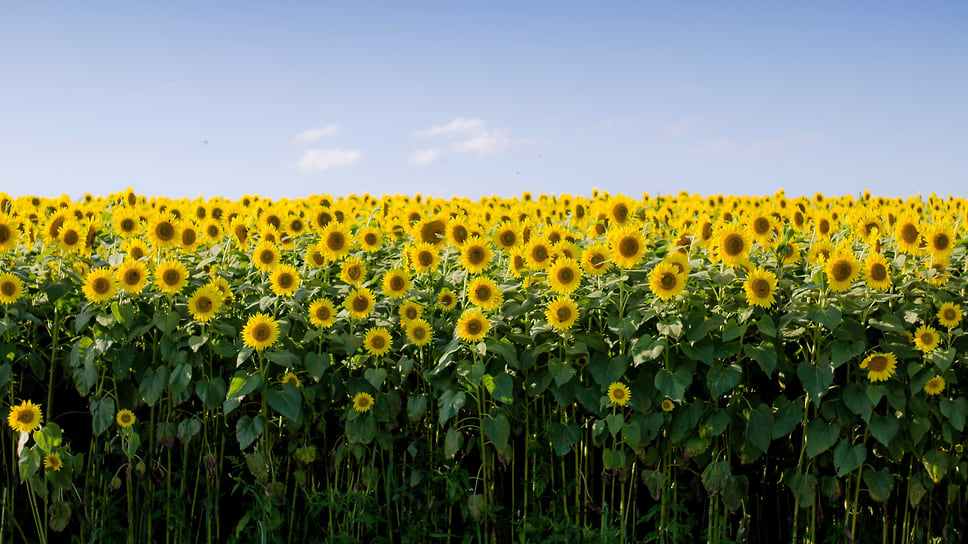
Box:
[660,117,698,141]
[296,148,362,172]
[292,124,342,143]
[453,130,510,156]
[413,117,486,138]
[409,148,442,165]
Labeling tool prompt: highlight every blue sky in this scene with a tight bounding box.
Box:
[2,2,966,200]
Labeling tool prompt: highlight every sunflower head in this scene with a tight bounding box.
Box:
[548,258,582,295]
[382,268,411,299]
[43,453,63,472]
[320,223,352,260]
[467,277,503,311]
[436,288,457,310]
[357,226,383,252]
[863,253,891,291]
[607,382,630,407]
[188,286,223,322]
[580,243,611,276]
[252,241,281,272]
[913,325,940,353]
[459,237,493,274]
[344,288,376,320]
[7,399,43,433]
[743,267,777,308]
[824,248,859,292]
[409,243,440,274]
[861,352,897,383]
[924,376,946,396]
[339,258,367,286]
[937,302,963,329]
[405,318,432,346]
[456,308,490,343]
[661,399,675,412]
[352,392,374,413]
[308,299,337,329]
[82,268,118,304]
[270,264,301,297]
[116,409,136,428]
[363,327,393,357]
[0,273,24,304]
[545,296,579,331]
[116,260,150,294]
[608,225,647,269]
[649,262,687,301]
[398,300,423,325]
[714,223,751,267]
[154,260,189,295]
[281,372,302,388]
[242,313,280,351]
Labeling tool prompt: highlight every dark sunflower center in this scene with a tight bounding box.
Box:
[753,278,770,297]
[620,238,639,258]
[440,295,453,306]
[534,246,548,261]
[556,307,571,321]
[259,250,274,264]
[253,324,271,341]
[412,327,426,339]
[390,277,405,291]
[278,274,294,288]
[468,247,485,264]
[868,355,888,372]
[120,219,135,232]
[371,336,385,349]
[311,252,325,266]
[419,252,433,266]
[943,308,957,321]
[347,267,360,279]
[235,226,248,243]
[164,271,180,285]
[901,224,919,244]
[18,411,33,423]
[290,220,303,232]
[920,332,934,345]
[197,297,212,311]
[613,204,628,223]
[93,278,110,294]
[1,282,14,295]
[327,233,345,251]
[405,308,418,320]
[454,226,468,243]
[501,232,515,245]
[119,413,132,425]
[701,223,713,240]
[207,226,219,237]
[832,262,852,282]
[316,212,331,228]
[316,306,330,320]
[421,220,445,244]
[558,268,573,283]
[352,296,369,312]
[753,218,770,234]
[357,397,371,408]
[364,233,377,245]
[660,273,676,289]
[590,254,605,268]
[818,220,830,235]
[612,388,626,400]
[158,223,174,240]
[870,263,887,281]
[63,231,79,245]
[467,320,481,334]
[933,234,950,251]
[513,255,525,269]
[724,234,744,256]
[475,286,491,301]
[182,230,196,244]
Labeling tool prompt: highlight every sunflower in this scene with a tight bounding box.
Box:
[748,213,775,245]
[202,220,223,242]
[493,221,520,251]
[279,372,301,388]
[269,264,300,297]
[446,217,471,247]
[913,325,940,353]
[242,313,280,351]
[352,392,374,413]
[0,215,18,252]
[6,399,42,433]
[924,376,946,396]
[43,453,63,472]
[409,242,440,274]
[339,257,367,286]
[0,273,24,304]
[545,296,579,331]
[231,218,250,250]
[206,277,233,307]
[357,226,383,252]
[713,223,751,267]
[437,288,457,310]
[739,267,776,308]
[607,382,630,407]
[147,214,179,248]
[649,262,687,301]
[661,399,676,412]
[938,302,963,329]
[304,242,328,269]
[413,216,447,246]
[922,223,955,260]
[308,299,338,328]
[860,352,897,383]
[320,223,352,260]
[824,247,859,292]
[115,260,150,294]
[116,409,136,428]
[459,237,493,274]
[664,252,691,277]
[363,327,393,357]
[82,268,118,304]
[467,276,503,311]
[382,268,411,299]
[524,238,553,270]
[893,214,921,254]
[925,259,950,286]
[57,220,87,253]
[123,239,150,261]
[344,288,376,320]
[547,258,582,295]
[398,300,423,325]
[456,308,490,342]
[405,318,433,346]
[188,286,222,322]
[607,195,636,226]
[807,240,834,265]
[580,243,612,276]
[179,221,200,252]
[252,241,281,272]
[154,260,189,295]
[863,253,891,291]
[608,225,647,269]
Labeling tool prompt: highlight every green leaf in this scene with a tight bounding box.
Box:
[19,448,41,481]
[489,372,514,404]
[177,419,201,445]
[744,342,777,376]
[549,359,577,387]
[484,339,518,367]
[702,460,732,495]
[806,418,839,458]
[797,360,834,403]
[928,347,956,372]
[940,397,968,431]
[707,363,742,397]
[602,447,627,470]
[654,365,692,401]
[722,320,748,342]
[345,414,376,445]
[0,363,10,389]
[787,472,817,507]
[702,410,730,438]
[226,372,263,400]
[807,304,842,331]
[833,439,867,476]
[437,390,466,425]
[772,399,803,439]
[550,422,580,456]
[843,383,873,423]
[863,467,894,502]
[266,350,300,368]
[745,405,774,453]
[236,415,266,450]
[831,339,866,368]
[304,352,331,379]
[407,395,428,421]
[32,423,63,454]
[869,313,906,333]
[267,384,302,422]
[152,309,179,335]
[49,500,72,532]
[444,428,463,459]
[482,413,511,458]
[868,412,899,447]
[139,366,169,406]
[126,431,141,456]
[922,450,950,483]
[91,397,116,436]
[195,378,227,409]
[364,368,388,390]
[630,335,665,365]
[606,413,624,437]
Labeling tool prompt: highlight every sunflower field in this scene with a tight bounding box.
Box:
[2,189,968,543]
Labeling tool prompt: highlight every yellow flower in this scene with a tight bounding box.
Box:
[56,219,87,254]
[713,223,751,267]
[456,308,490,342]
[937,303,962,329]
[743,267,777,308]
[492,221,520,251]
[608,225,647,269]
[43,453,63,472]
[352,392,374,413]
[545,296,579,331]
[308,299,337,329]
[154,259,189,295]
[405,318,433,347]
[893,214,921,254]
[344,288,376,320]
[147,214,179,249]
[319,223,352,261]
[824,247,859,292]
[924,376,946,396]
[649,262,686,301]
[0,214,20,252]
[436,288,457,310]
[356,226,383,252]
[863,252,891,291]
[122,239,150,261]
[187,286,222,322]
[607,382,630,407]
[524,238,553,271]
[252,241,281,272]
[270,264,300,297]
[0,273,23,304]
[115,260,150,294]
[459,236,493,274]
[82,268,117,304]
[179,221,200,252]
[339,257,367,286]
[547,258,582,295]
[242,313,280,351]
[7,400,43,433]
[381,268,410,299]
[913,325,940,353]
[305,242,328,269]
[661,399,675,412]
[408,243,440,274]
[363,327,393,357]
[467,276,503,311]
[398,300,423,325]
[281,372,301,388]
[116,409,136,428]
[860,352,897,383]
[922,223,955,260]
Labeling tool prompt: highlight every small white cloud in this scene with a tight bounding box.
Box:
[414,117,486,138]
[453,130,510,156]
[292,125,342,143]
[660,117,698,141]
[296,148,362,172]
[409,148,442,165]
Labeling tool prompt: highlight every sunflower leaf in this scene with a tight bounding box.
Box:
[236,415,266,450]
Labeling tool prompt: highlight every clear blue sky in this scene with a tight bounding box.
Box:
[2,2,966,200]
